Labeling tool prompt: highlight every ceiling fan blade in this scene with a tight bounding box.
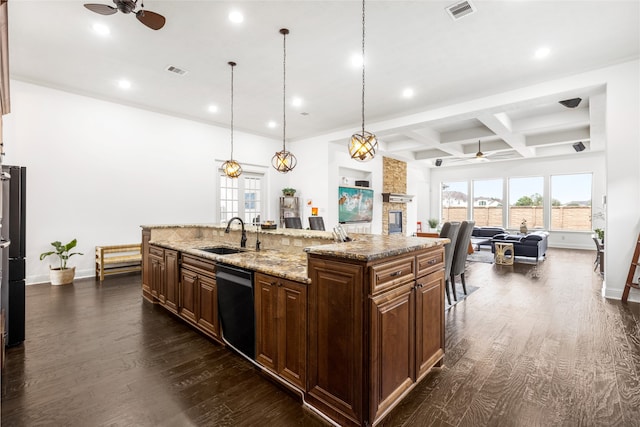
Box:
[84,3,117,15]
[136,10,166,30]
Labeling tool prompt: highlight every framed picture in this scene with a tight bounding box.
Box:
[338,186,373,223]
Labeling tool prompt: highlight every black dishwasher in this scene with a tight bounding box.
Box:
[216,264,255,359]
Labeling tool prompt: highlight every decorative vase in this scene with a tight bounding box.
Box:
[50,266,75,286]
[520,220,528,235]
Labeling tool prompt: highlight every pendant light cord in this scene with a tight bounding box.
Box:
[282,29,287,151]
[361,0,366,136]
[230,62,234,160]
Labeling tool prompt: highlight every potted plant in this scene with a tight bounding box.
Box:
[282,187,296,197]
[594,228,604,243]
[427,218,439,231]
[39,239,83,285]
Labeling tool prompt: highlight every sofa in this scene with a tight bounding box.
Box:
[491,230,549,261]
[470,226,506,250]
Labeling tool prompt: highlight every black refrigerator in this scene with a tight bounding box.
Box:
[1,165,26,347]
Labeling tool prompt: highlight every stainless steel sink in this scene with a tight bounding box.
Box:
[197,246,244,255]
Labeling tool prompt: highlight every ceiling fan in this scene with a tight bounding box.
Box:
[436,140,516,167]
[84,0,166,30]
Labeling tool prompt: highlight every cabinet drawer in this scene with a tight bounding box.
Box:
[370,257,415,294]
[416,248,444,277]
[149,245,164,257]
[182,254,216,277]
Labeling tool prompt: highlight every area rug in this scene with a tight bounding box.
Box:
[446,284,479,310]
[466,250,494,264]
[466,250,545,266]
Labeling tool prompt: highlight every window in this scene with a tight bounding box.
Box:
[508,176,544,229]
[219,171,264,225]
[550,173,592,231]
[472,179,503,227]
[441,181,468,222]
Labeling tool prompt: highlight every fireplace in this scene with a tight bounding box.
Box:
[388,210,403,235]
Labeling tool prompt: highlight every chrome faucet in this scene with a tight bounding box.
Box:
[225,217,247,248]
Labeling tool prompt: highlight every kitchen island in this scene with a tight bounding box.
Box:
[141,224,447,427]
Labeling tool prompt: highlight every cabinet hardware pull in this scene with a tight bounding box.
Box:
[390,271,402,277]
[428,259,437,265]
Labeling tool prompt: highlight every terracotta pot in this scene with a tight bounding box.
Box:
[50,266,75,286]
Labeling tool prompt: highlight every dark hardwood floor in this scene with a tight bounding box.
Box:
[2,248,639,426]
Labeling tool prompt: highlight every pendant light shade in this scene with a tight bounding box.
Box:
[222,61,242,178]
[272,28,297,173]
[348,0,377,162]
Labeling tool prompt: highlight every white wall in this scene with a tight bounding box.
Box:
[428,151,606,249]
[3,80,282,284]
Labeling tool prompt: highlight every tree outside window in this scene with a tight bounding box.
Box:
[508,177,544,229]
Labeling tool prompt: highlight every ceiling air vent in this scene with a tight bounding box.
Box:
[446,0,476,21]
[165,65,188,76]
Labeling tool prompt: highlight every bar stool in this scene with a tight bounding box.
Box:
[494,242,514,265]
[416,221,422,232]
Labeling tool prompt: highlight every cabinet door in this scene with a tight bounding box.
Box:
[369,283,415,421]
[142,230,151,297]
[277,278,307,389]
[415,269,445,380]
[197,274,219,340]
[255,273,278,372]
[307,257,364,426]
[150,255,164,301]
[164,249,179,313]
[179,269,198,324]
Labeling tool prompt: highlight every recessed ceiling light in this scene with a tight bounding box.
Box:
[534,46,550,59]
[267,121,277,128]
[402,88,414,99]
[92,23,110,36]
[350,53,364,68]
[118,79,131,90]
[208,105,218,113]
[229,10,244,23]
[292,97,303,107]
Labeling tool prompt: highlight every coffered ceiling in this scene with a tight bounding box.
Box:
[8,1,640,167]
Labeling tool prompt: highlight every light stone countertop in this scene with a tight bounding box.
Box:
[146,225,448,284]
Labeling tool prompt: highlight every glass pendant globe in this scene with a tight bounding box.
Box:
[222,159,242,178]
[349,130,378,162]
[272,150,297,173]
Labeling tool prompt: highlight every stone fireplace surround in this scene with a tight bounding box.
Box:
[382,157,408,235]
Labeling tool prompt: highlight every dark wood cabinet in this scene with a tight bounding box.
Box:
[141,230,151,300]
[307,246,445,427]
[148,244,165,302]
[180,255,220,342]
[307,258,364,426]
[146,244,179,314]
[196,274,219,339]
[255,272,307,389]
[179,268,197,324]
[370,282,415,421]
[164,249,179,313]
[415,270,445,379]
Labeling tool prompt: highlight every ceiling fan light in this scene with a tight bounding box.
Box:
[222,159,242,178]
[272,149,297,173]
[349,131,378,162]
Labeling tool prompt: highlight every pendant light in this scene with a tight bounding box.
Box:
[348,0,378,162]
[221,61,242,178]
[272,28,297,173]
